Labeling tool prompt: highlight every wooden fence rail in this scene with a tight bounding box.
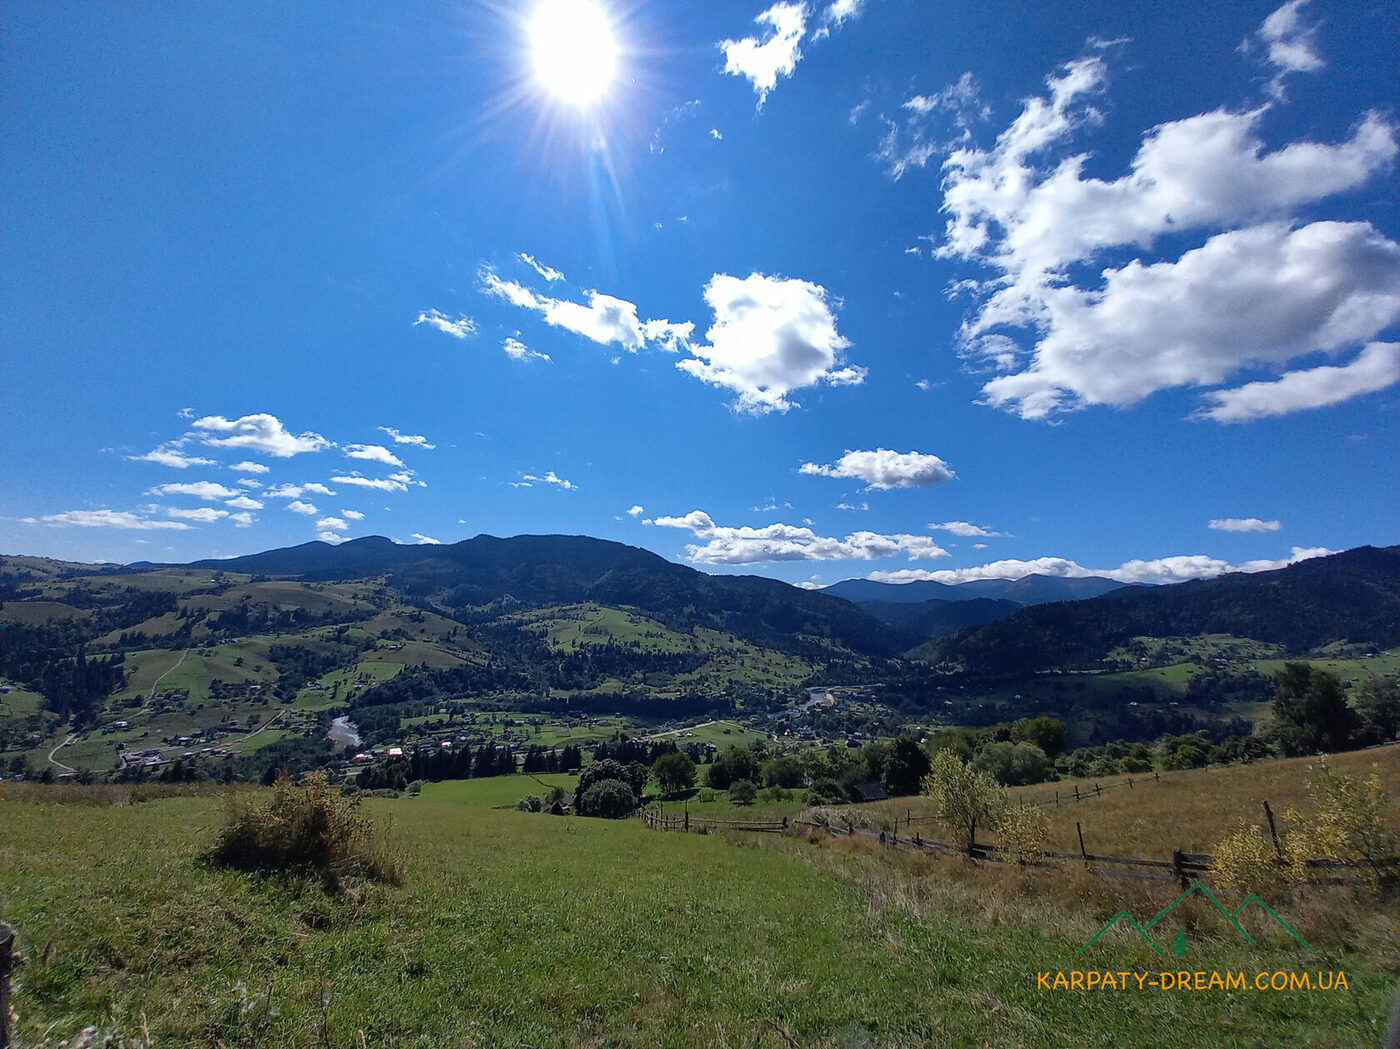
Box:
[642,810,788,834]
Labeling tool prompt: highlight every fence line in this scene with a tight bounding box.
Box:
[642,810,788,834]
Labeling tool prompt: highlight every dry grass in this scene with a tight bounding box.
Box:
[0,780,242,806]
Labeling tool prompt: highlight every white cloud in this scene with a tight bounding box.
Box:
[820,0,864,28]
[193,413,329,457]
[710,128,723,140]
[878,72,989,179]
[720,2,807,106]
[800,448,956,490]
[166,507,229,523]
[410,533,441,545]
[869,546,1332,585]
[224,496,264,511]
[651,509,950,565]
[342,509,365,520]
[1209,517,1281,532]
[286,501,320,516]
[316,516,349,532]
[1195,341,1400,423]
[378,427,435,449]
[147,481,242,501]
[388,471,426,487]
[640,318,695,354]
[836,501,869,512]
[128,444,216,469]
[929,521,1004,537]
[928,48,1400,421]
[317,531,346,545]
[521,470,578,490]
[230,461,270,474]
[414,309,477,339]
[236,478,263,488]
[626,505,644,516]
[43,509,191,531]
[332,474,410,492]
[677,273,864,414]
[503,337,550,362]
[517,252,565,282]
[177,407,195,419]
[344,444,406,468]
[230,512,256,528]
[1249,0,1324,98]
[265,482,336,499]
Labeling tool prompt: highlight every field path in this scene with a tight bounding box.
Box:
[643,719,722,741]
[230,708,286,748]
[147,648,190,704]
[46,733,77,772]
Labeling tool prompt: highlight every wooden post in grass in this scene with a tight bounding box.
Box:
[1172,848,1187,889]
[1263,801,1283,862]
[1077,822,1087,863]
[1128,778,1133,790]
[1055,790,1059,806]
[684,804,689,833]
[1,921,14,1049]
[1074,785,1080,802]
[1154,772,1160,783]
[1095,783,1101,798]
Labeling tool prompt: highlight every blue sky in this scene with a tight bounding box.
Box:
[3,0,1397,586]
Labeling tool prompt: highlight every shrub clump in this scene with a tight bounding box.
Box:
[1211,821,1279,894]
[577,778,636,818]
[211,773,397,885]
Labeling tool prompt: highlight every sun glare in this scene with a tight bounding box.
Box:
[529,0,619,107]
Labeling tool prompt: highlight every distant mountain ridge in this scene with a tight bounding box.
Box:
[822,574,1132,606]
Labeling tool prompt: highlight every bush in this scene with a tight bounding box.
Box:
[1211,822,1279,895]
[804,777,846,806]
[728,778,757,805]
[1283,757,1397,888]
[996,804,1049,862]
[211,773,396,886]
[516,794,543,812]
[577,778,636,818]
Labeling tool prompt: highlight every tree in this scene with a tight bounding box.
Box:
[653,752,697,796]
[576,778,636,819]
[707,745,760,790]
[972,741,1053,786]
[1270,664,1357,756]
[882,737,931,797]
[728,779,757,805]
[922,749,1001,853]
[761,755,805,789]
[1354,675,1400,745]
[1014,716,1067,759]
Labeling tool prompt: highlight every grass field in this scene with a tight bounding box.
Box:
[419,772,581,807]
[295,661,404,712]
[1,775,1396,1048]
[648,719,770,749]
[0,686,44,718]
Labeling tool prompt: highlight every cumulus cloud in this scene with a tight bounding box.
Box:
[1209,517,1281,532]
[128,443,215,469]
[230,512,256,528]
[193,413,329,457]
[230,461,270,473]
[1247,0,1324,98]
[410,533,441,545]
[720,2,807,106]
[641,319,695,354]
[286,501,320,516]
[1195,341,1400,423]
[342,509,365,521]
[225,495,264,510]
[869,546,1332,585]
[517,252,565,282]
[929,521,1003,537]
[43,509,191,531]
[166,507,229,523]
[344,444,405,468]
[332,474,410,492]
[265,482,335,499]
[316,516,349,532]
[378,427,434,449]
[317,531,346,545]
[928,47,1400,421]
[651,509,949,565]
[147,481,242,501]
[800,449,956,489]
[503,337,550,362]
[626,505,644,516]
[678,273,865,413]
[414,309,477,339]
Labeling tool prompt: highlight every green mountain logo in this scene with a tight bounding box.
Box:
[1078,882,1313,955]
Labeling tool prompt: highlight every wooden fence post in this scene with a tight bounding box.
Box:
[1094,783,1101,798]
[1128,778,1133,790]
[1076,821,1087,863]
[1055,790,1059,806]
[1172,847,1187,889]
[1074,785,1080,802]
[1262,801,1283,862]
[1154,772,1160,783]
[684,806,690,832]
[1,921,14,1049]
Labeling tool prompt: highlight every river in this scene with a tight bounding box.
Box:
[327,716,361,749]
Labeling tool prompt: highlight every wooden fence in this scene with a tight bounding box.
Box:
[642,809,788,834]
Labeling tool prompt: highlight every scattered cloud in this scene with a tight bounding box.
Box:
[42,509,191,531]
[193,413,329,457]
[177,407,195,419]
[344,444,406,468]
[710,128,723,140]
[650,509,950,565]
[869,546,1333,585]
[342,509,365,521]
[147,481,242,501]
[678,273,865,413]
[929,521,1004,537]
[836,501,869,512]
[224,495,264,510]
[720,2,807,107]
[503,337,550,362]
[626,505,644,516]
[265,482,335,499]
[166,507,229,523]
[878,72,989,179]
[332,473,410,492]
[316,516,349,532]
[820,0,864,30]
[641,319,695,354]
[410,532,441,545]
[379,427,434,449]
[1194,341,1400,423]
[1246,0,1324,98]
[414,309,477,339]
[1209,517,1282,532]
[128,443,215,469]
[317,531,346,545]
[230,512,256,528]
[926,46,1400,421]
[230,461,270,474]
[521,470,578,490]
[517,252,565,282]
[286,501,320,515]
[800,448,955,489]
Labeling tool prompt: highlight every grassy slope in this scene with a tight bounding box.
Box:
[2,784,1396,1048]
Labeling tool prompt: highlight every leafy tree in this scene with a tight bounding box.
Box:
[1014,716,1067,759]
[881,737,931,797]
[971,741,1053,786]
[576,758,633,798]
[1270,664,1357,756]
[728,779,757,805]
[707,745,760,790]
[1354,675,1400,745]
[577,778,636,818]
[653,752,697,795]
[761,755,805,789]
[922,749,1001,853]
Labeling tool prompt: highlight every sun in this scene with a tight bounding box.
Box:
[528,0,619,108]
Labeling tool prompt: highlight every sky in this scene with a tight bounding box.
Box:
[2,0,1397,587]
